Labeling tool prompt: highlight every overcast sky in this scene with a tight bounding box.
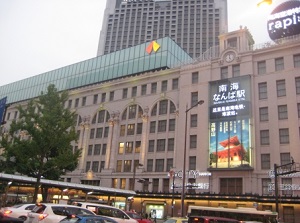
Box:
[0,0,284,87]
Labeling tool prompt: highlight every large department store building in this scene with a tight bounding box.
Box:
[1,27,300,220]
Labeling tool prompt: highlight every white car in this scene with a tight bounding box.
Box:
[1,203,36,221]
[71,202,138,223]
[25,203,95,223]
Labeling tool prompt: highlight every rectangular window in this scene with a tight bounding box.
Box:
[102,144,106,155]
[278,105,288,120]
[94,144,101,155]
[75,98,79,108]
[166,158,173,171]
[172,78,179,90]
[169,119,175,131]
[141,84,147,95]
[258,61,266,75]
[147,159,153,172]
[190,135,197,148]
[296,77,300,94]
[125,142,133,153]
[151,82,157,94]
[221,67,228,79]
[282,178,293,195]
[159,100,168,115]
[220,178,242,194]
[104,127,109,137]
[260,130,270,145]
[120,125,125,136]
[157,139,165,151]
[100,161,105,172]
[101,93,106,102]
[68,100,72,108]
[132,86,137,97]
[261,154,270,169]
[82,97,86,106]
[136,123,143,134]
[275,57,284,71]
[85,161,91,172]
[280,152,291,165]
[262,178,272,195]
[122,88,128,99]
[93,94,98,104]
[92,161,99,172]
[152,179,159,192]
[118,143,124,154]
[155,159,164,172]
[298,103,300,118]
[150,121,156,133]
[89,129,95,139]
[158,120,167,132]
[168,138,174,151]
[259,107,268,122]
[161,80,168,92]
[192,72,199,84]
[189,156,196,170]
[293,54,300,67]
[124,160,132,172]
[191,92,198,106]
[148,140,155,152]
[276,80,286,97]
[127,124,135,135]
[279,128,289,144]
[232,64,240,77]
[258,82,267,100]
[135,141,141,153]
[191,114,197,127]
[109,91,114,101]
[116,160,122,172]
[88,145,93,156]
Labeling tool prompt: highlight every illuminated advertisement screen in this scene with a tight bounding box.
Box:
[268,1,300,40]
[209,76,252,169]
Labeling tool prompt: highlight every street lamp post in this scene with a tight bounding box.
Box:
[180,100,204,217]
[273,159,299,218]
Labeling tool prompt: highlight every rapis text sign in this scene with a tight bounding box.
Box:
[268,1,300,40]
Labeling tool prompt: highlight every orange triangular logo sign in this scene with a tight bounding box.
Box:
[146,41,153,54]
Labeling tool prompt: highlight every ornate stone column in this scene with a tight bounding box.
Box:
[78,116,90,172]
[139,107,149,166]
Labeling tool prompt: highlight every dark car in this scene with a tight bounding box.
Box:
[59,214,118,223]
[125,212,152,223]
[0,212,24,223]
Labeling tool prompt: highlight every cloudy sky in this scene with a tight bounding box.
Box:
[0,0,284,87]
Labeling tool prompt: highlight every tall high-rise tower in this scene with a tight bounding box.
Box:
[97,0,228,58]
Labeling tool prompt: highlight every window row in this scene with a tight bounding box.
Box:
[260,128,290,145]
[259,103,300,121]
[85,160,105,173]
[87,144,107,156]
[258,54,300,75]
[66,78,179,109]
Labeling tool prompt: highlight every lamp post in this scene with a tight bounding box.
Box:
[180,100,204,217]
[273,158,299,218]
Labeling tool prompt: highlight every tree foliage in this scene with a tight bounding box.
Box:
[0,84,81,202]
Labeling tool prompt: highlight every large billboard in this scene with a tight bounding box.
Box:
[268,1,300,41]
[209,76,252,169]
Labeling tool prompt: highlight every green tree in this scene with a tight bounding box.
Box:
[0,84,81,202]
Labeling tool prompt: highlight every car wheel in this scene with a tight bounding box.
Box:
[19,216,27,221]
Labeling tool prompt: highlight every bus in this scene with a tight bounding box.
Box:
[189,216,239,223]
[187,205,278,223]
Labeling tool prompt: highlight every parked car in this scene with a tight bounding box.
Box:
[59,214,119,223]
[163,217,188,223]
[125,211,152,223]
[1,203,36,221]
[71,202,137,223]
[25,203,95,223]
[0,212,25,223]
